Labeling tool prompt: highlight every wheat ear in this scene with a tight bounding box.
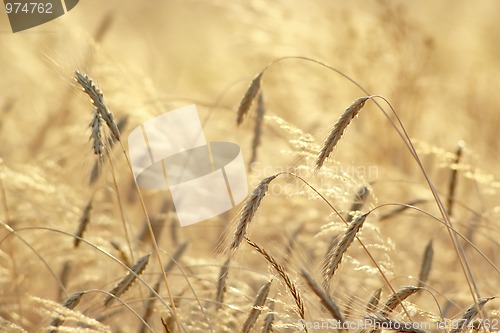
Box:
[301,270,345,324]
[380,286,421,317]
[323,212,369,291]
[366,288,382,313]
[104,253,151,306]
[242,279,272,333]
[450,297,494,333]
[237,73,262,125]
[75,70,120,140]
[49,292,85,332]
[418,240,433,288]
[261,299,275,333]
[316,97,369,169]
[74,199,93,248]
[249,93,265,168]
[244,237,305,322]
[230,174,278,251]
[215,257,231,311]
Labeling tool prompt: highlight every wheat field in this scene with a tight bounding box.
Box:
[0,1,499,332]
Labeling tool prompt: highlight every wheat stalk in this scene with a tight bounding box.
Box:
[323,212,369,291]
[242,279,272,333]
[244,237,306,322]
[300,270,345,324]
[316,97,369,169]
[237,73,262,125]
[104,253,151,306]
[230,174,278,251]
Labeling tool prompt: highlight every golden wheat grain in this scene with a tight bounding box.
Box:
[75,70,120,140]
[237,73,262,125]
[104,253,150,307]
[242,279,272,333]
[450,297,494,333]
[418,240,433,288]
[300,270,345,324]
[230,174,278,251]
[323,213,369,291]
[244,237,306,322]
[380,286,421,317]
[316,97,369,170]
[74,199,93,248]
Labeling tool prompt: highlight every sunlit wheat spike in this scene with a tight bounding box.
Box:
[316,97,369,170]
[450,297,494,333]
[366,288,382,312]
[75,70,121,140]
[104,253,151,307]
[249,92,265,169]
[215,257,231,311]
[261,299,275,333]
[418,240,433,288]
[244,237,305,321]
[323,212,369,291]
[364,314,431,333]
[301,270,345,324]
[242,279,272,333]
[74,199,93,248]
[49,292,85,331]
[380,286,421,316]
[237,73,262,125]
[230,174,278,251]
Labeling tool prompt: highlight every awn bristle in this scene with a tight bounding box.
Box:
[237,73,262,126]
[230,174,278,251]
[104,253,150,306]
[74,199,93,248]
[323,213,369,291]
[449,297,494,333]
[301,270,345,324]
[316,97,369,170]
[242,279,272,333]
[75,70,120,141]
[244,237,306,322]
[418,240,433,288]
[380,286,421,317]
